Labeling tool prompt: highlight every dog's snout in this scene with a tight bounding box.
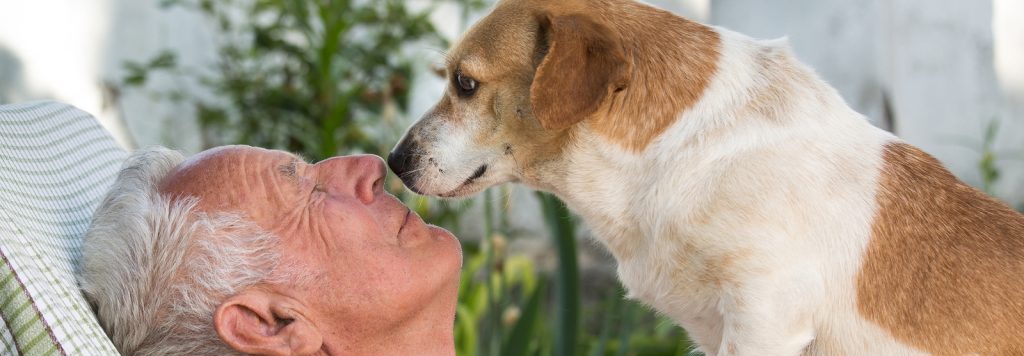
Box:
[387,141,419,179]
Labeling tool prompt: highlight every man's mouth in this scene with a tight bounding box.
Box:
[398,208,412,235]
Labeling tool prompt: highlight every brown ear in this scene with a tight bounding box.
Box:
[530,13,630,131]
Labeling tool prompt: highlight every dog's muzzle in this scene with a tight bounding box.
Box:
[387,138,422,193]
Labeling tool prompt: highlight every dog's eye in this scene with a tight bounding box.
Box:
[455,72,478,97]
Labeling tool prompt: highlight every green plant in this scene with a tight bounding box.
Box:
[457,190,695,356]
[951,118,1024,207]
[538,193,581,356]
[125,0,452,161]
[978,120,1002,195]
[450,188,542,356]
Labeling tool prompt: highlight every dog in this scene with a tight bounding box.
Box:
[387,0,1024,354]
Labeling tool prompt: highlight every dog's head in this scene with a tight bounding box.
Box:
[387,0,632,197]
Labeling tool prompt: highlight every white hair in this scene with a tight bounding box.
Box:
[79,147,287,355]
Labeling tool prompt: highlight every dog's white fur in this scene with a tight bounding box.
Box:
[389,0,1024,354]
[551,30,918,355]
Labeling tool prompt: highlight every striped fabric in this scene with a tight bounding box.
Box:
[0,102,122,355]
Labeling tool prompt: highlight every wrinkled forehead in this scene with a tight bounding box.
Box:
[157,145,274,211]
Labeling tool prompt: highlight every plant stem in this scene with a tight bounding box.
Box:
[538,192,579,356]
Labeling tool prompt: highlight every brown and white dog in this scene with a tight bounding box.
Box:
[387,0,1024,354]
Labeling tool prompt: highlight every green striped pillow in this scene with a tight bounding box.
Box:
[0,102,122,355]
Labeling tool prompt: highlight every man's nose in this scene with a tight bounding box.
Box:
[317,155,386,204]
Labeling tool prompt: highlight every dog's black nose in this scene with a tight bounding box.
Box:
[387,141,418,179]
[387,150,410,177]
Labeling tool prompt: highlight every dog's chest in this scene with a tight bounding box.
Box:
[621,234,727,309]
[561,143,737,315]
[561,160,738,342]
[599,215,736,348]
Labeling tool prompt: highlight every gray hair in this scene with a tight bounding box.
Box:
[79,147,285,355]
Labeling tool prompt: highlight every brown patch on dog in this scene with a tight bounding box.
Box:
[857,142,1024,354]
[530,13,631,131]
[515,0,721,152]
[582,0,721,152]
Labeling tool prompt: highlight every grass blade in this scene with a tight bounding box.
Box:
[502,278,546,356]
[538,193,580,356]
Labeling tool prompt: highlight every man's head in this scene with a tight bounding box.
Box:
[80,146,462,355]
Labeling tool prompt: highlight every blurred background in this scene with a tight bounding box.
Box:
[1,0,1022,355]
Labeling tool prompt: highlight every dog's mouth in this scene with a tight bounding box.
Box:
[441,164,488,197]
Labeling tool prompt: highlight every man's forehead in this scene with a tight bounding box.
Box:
[162,146,242,182]
[158,146,272,208]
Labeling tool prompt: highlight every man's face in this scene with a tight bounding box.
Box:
[159,145,462,339]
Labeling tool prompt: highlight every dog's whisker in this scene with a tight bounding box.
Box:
[400,166,429,178]
[508,149,525,176]
[502,188,514,212]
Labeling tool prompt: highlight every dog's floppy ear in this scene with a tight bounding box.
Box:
[530,12,630,131]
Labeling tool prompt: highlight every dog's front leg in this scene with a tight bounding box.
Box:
[714,270,820,356]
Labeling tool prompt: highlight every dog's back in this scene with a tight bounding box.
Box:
[854,142,1024,355]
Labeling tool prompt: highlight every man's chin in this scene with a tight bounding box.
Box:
[427,225,456,242]
[428,225,462,265]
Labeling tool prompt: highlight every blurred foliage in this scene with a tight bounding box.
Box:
[118,0,697,355]
[979,120,1002,195]
[538,192,581,356]
[455,190,696,356]
[128,0,448,160]
[953,118,1024,208]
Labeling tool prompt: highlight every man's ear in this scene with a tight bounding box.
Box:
[530,12,631,131]
[214,290,323,355]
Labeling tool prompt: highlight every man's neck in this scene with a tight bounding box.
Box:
[320,299,456,355]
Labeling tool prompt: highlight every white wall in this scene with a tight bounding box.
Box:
[709,0,1024,206]
[993,0,1024,206]
[713,0,887,125]
[0,0,212,153]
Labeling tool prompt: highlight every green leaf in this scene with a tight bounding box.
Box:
[158,0,184,9]
[614,302,636,356]
[590,288,623,356]
[538,192,580,356]
[148,50,178,69]
[983,119,1000,148]
[122,72,147,87]
[502,279,546,356]
[121,61,149,86]
[199,0,214,13]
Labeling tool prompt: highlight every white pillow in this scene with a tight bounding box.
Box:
[0,101,123,355]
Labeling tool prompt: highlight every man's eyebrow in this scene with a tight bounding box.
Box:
[276,153,306,182]
[277,160,298,177]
